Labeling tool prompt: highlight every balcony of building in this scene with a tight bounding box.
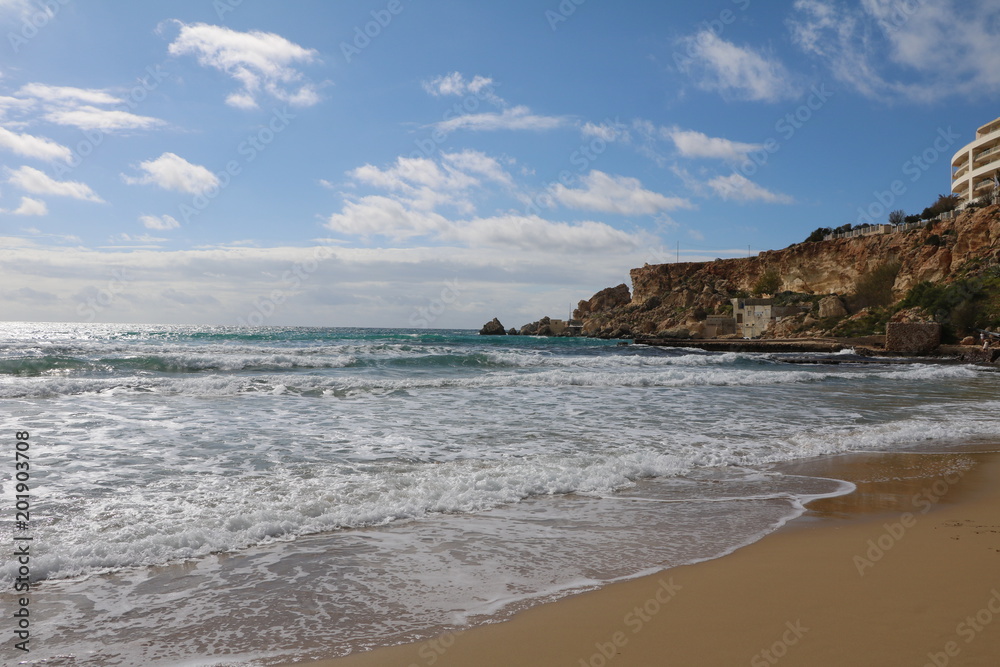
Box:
[976,117,1000,138]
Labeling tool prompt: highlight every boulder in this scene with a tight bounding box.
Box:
[506,328,518,335]
[960,336,976,346]
[478,318,507,335]
[818,295,848,319]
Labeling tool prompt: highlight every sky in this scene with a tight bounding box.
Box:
[1,0,999,328]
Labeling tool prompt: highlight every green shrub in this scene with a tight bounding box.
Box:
[753,269,782,296]
[897,278,997,340]
[924,234,942,247]
[831,308,890,337]
[850,261,901,310]
[805,227,832,242]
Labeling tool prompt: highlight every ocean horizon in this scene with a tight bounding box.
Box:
[1,322,997,665]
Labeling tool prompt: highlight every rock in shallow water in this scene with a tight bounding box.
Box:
[479,317,507,335]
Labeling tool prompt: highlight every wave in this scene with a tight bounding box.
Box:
[0,362,985,398]
[1,409,990,586]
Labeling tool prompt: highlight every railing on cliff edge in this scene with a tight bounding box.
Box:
[822,195,998,241]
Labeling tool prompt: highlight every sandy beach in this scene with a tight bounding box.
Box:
[302,447,1000,667]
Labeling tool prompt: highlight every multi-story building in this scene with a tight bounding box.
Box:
[952,116,1000,203]
[731,298,810,339]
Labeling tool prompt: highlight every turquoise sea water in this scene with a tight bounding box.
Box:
[0,322,997,665]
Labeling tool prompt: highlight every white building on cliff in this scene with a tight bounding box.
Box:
[952,116,1000,203]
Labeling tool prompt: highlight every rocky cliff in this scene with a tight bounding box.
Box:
[572,204,1000,339]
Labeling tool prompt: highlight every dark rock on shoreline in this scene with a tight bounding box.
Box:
[478,318,507,335]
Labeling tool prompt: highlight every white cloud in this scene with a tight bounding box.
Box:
[443,150,515,188]
[0,196,48,216]
[17,83,119,106]
[434,105,569,134]
[552,170,691,216]
[581,121,629,142]
[0,95,35,121]
[678,30,799,102]
[15,83,165,132]
[347,151,517,214]
[0,240,664,327]
[167,21,320,109]
[790,0,1000,101]
[707,173,793,204]
[327,153,655,256]
[123,153,220,195]
[445,215,646,253]
[140,214,181,231]
[423,72,498,100]
[10,196,47,216]
[668,128,764,161]
[0,125,71,162]
[6,166,104,202]
[351,156,472,193]
[326,195,447,240]
[107,233,168,245]
[43,106,164,131]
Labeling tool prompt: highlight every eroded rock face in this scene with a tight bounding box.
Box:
[574,284,631,319]
[818,296,848,319]
[569,205,1000,339]
[479,318,507,335]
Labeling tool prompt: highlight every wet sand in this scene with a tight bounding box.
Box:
[295,448,1000,666]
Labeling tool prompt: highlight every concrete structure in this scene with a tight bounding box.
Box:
[885,322,941,354]
[952,116,1000,203]
[704,315,737,338]
[731,298,808,339]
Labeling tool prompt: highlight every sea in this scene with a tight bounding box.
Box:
[0,322,997,666]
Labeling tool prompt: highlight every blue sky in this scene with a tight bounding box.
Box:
[1,0,998,327]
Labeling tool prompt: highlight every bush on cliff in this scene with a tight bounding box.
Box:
[849,261,901,310]
[919,194,960,221]
[753,269,782,296]
[896,275,1000,339]
[805,227,832,242]
[830,308,890,337]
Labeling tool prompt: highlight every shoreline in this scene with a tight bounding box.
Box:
[293,446,1000,666]
[631,335,1000,363]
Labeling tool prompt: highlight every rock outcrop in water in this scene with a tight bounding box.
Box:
[565,204,1000,340]
[478,318,507,335]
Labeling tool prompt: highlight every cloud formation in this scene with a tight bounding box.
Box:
[707,173,793,204]
[326,153,650,253]
[552,170,691,216]
[167,22,321,109]
[0,195,47,216]
[667,128,765,162]
[789,0,1000,101]
[678,30,799,102]
[0,125,71,162]
[433,105,569,134]
[6,166,104,202]
[140,214,181,231]
[15,83,164,131]
[123,153,220,195]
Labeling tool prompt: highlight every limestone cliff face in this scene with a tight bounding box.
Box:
[577,204,1000,338]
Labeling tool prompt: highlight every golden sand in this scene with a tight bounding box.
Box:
[294,449,1000,666]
